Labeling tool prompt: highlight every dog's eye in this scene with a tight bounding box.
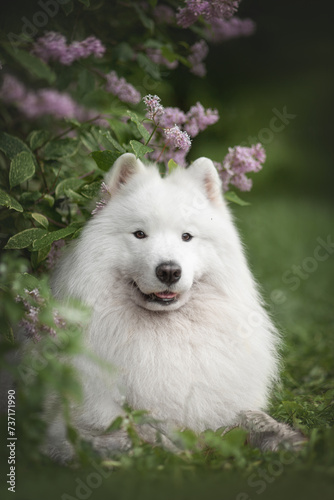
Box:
[182,233,193,242]
[133,230,147,239]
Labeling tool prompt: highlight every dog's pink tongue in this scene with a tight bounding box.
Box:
[154,292,177,299]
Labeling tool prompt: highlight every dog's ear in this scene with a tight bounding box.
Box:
[105,153,146,195]
[187,157,223,205]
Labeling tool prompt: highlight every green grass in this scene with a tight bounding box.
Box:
[1,195,333,500]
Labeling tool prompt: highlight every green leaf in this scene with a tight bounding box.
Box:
[42,139,79,160]
[42,194,55,207]
[106,416,123,433]
[77,69,96,98]
[78,0,90,6]
[32,224,81,250]
[92,150,121,171]
[37,245,52,264]
[4,46,56,84]
[79,130,101,151]
[0,189,23,212]
[4,228,47,250]
[137,53,161,80]
[160,46,178,63]
[99,131,126,153]
[31,213,49,229]
[9,152,36,188]
[133,4,154,32]
[224,191,250,206]
[64,189,86,203]
[28,130,51,151]
[114,43,134,62]
[80,181,102,199]
[108,119,131,143]
[130,140,153,159]
[0,132,31,160]
[127,111,151,143]
[167,159,179,172]
[55,178,84,198]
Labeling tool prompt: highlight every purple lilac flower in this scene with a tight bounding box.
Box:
[53,310,66,329]
[32,32,106,65]
[188,39,209,77]
[204,17,256,42]
[0,74,107,125]
[177,0,240,28]
[105,71,141,104]
[143,94,165,121]
[146,48,179,70]
[184,102,219,137]
[143,95,219,168]
[16,288,67,342]
[153,4,176,24]
[159,107,187,128]
[164,125,191,152]
[0,74,26,102]
[215,143,266,192]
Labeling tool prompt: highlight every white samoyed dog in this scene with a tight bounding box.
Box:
[47,153,303,461]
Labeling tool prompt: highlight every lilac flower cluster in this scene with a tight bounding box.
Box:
[142,94,219,167]
[0,74,108,126]
[188,40,209,77]
[32,32,106,66]
[156,101,219,138]
[214,143,266,192]
[142,94,165,121]
[164,126,191,152]
[204,17,256,43]
[91,182,111,216]
[105,71,141,105]
[16,288,65,343]
[177,0,241,28]
[184,102,219,137]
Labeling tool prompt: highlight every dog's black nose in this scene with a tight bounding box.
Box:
[156,262,182,285]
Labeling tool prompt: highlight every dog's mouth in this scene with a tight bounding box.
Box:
[132,282,179,305]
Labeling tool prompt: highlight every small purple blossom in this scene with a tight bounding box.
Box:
[105,71,141,104]
[188,40,209,77]
[142,95,219,168]
[16,288,67,342]
[0,74,26,102]
[184,102,219,137]
[215,143,266,192]
[204,17,256,43]
[159,107,187,129]
[0,74,107,125]
[177,0,240,28]
[32,32,106,65]
[164,125,191,152]
[143,94,165,121]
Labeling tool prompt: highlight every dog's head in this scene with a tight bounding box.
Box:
[85,153,238,312]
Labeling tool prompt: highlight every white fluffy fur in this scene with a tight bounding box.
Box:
[48,153,281,459]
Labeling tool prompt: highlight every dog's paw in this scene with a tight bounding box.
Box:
[238,410,307,452]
